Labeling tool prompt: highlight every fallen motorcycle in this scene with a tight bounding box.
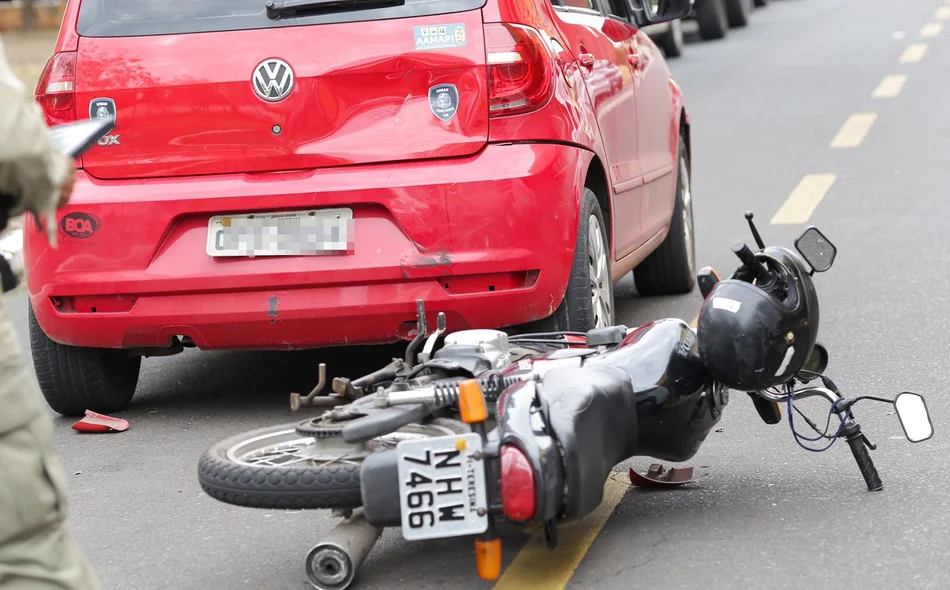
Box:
[197,213,934,590]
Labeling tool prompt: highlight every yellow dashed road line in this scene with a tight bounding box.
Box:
[936,6,950,20]
[492,477,629,590]
[920,22,944,37]
[830,113,877,148]
[871,74,907,98]
[900,43,929,63]
[770,174,837,225]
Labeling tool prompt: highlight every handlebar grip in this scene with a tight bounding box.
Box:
[846,432,883,491]
[731,240,773,286]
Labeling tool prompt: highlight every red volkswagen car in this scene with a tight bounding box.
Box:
[25,0,696,415]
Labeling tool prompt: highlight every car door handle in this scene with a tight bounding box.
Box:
[578,53,596,70]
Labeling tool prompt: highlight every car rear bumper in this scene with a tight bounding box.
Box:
[25,143,590,350]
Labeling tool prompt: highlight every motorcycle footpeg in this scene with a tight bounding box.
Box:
[748,392,782,425]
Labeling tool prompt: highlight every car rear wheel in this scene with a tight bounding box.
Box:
[527,187,613,333]
[696,0,729,40]
[633,135,696,296]
[725,0,752,28]
[28,304,141,416]
[754,0,769,7]
[658,19,685,58]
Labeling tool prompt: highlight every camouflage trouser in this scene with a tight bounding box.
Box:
[0,297,100,590]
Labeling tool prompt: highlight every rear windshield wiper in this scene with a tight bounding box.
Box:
[265,0,404,19]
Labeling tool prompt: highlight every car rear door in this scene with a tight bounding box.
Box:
[546,0,646,259]
[630,23,678,239]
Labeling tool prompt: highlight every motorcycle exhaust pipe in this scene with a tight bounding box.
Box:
[305,509,383,590]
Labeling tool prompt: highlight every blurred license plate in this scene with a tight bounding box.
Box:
[396,433,489,541]
[206,209,353,257]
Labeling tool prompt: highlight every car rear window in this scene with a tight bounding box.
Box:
[77,0,487,37]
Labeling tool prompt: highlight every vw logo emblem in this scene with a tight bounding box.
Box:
[252,58,294,102]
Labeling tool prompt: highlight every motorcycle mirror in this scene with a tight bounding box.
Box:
[795,343,828,382]
[894,391,934,443]
[794,226,836,273]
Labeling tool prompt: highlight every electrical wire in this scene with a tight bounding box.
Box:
[786,394,847,452]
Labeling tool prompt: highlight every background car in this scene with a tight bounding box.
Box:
[25,0,697,416]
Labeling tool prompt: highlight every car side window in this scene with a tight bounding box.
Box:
[551,0,598,11]
[604,0,631,20]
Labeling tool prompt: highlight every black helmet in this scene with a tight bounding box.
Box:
[696,245,820,392]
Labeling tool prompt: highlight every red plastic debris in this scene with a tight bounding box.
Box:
[71,410,129,433]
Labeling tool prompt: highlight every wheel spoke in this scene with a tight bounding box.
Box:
[227,423,459,468]
[586,214,612,329]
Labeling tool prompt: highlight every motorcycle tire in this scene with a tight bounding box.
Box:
[197,418,469,510]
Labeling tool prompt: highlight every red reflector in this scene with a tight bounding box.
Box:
[484,23,554,118]
[500,445,536,521]
[35,52,77,127]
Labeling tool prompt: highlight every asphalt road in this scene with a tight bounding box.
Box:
[5,0,950,588]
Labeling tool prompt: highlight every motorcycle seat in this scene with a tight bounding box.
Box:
[538,364,638,521]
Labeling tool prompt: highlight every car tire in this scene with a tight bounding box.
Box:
[725,0,752,28]
[658,19,685,58]
[633,134,696,296]
[527,187,614,333]
[696,0,729,40]
[29,304,141,416]
[754,0,769,7]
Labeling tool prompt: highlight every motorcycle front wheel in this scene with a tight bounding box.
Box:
[198,418,469,510]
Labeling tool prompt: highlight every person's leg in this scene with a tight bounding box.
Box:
[0,299,100,589]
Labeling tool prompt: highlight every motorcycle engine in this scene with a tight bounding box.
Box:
[440,329,511,370]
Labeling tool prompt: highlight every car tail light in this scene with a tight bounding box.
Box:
[485,23,555,118]
[35,52,77,126]
[500,445,536,521]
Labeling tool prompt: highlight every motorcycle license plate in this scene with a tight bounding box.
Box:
[396,433,489,541]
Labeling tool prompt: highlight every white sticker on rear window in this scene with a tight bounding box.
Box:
[414,24,466,50]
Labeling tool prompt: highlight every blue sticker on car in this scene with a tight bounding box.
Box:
[414,24,467,51]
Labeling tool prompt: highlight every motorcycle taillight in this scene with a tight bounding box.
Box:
[500,445,536,522]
